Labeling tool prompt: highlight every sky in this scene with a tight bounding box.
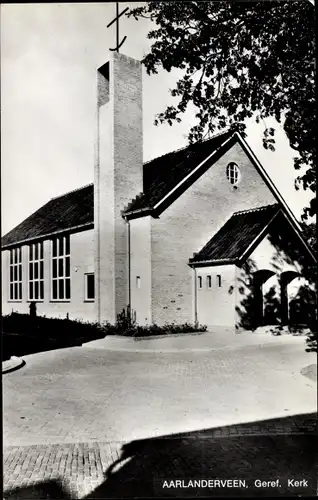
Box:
[1,2,311,235]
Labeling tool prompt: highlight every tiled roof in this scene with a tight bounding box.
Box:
[124,130,233,214]
[2,131,233,247]
[189,204,280,265]
[1,184,94,248]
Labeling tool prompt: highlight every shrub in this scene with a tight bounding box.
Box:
[305,311,317,352]
[2,312,206,361]
[105,321,207,337]
[2,312,105,341]
[305,330,317,352]
[101,307,207,337]
[2,311,207,340]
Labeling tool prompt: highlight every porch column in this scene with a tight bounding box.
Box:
[280,271,301,326]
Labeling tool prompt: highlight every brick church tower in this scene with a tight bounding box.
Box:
[94,52,143,324]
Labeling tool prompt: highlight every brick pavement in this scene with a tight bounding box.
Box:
[3,341,317,498]
[3,442,121,498]
[4,413,317,498]
[4,343,316,446]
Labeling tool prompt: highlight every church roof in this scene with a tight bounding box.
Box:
[125,130,233,215]
[1,131,232,248]
[189,204,281,266]
[2,130,314,265]
[1,184,94,248]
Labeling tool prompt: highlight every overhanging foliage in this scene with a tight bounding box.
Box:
[129,1,316,219]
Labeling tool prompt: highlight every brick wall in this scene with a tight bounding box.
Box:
[2,249,10,312]
[196,265,236,328]
[2,229,96,322]
[130,216,152,325]
[150,141,276,326]
[249,234,302,275]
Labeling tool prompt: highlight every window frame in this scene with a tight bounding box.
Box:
[207,275,212,289]
[50,235,71,302]
[9,247,23,302]
[28,242,44,302]
[226,162,241,186]
[217,274,222,287]
[84,273,95,302]
[198,276,203,289]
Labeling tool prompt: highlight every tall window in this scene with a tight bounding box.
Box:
[198,276,202,289]
[226,162,240,185]
[9,247,22,300]
[207,275,212,289]
[51,235,70,300]
[85,273,95,301]
[29,242,44,300]
[217,274,222,287]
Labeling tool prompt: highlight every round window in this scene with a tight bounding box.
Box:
[226,162,241,185]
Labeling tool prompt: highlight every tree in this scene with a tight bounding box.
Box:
[129,1,316,220]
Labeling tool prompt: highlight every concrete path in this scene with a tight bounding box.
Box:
[3,337,317,498]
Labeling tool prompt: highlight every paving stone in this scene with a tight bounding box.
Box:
[3,342,317,497]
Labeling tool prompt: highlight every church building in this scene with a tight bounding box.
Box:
[1,53,315,331]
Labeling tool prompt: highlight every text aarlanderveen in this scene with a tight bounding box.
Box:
[162,479,247,489]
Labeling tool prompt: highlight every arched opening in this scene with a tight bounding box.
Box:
[263,274,281,326]
[253,270,276,327]
[280,271,301,326]
[281,274,315,327]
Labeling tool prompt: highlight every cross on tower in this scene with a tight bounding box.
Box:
[107,2,129,52]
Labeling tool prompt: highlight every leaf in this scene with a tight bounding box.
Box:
[132,0,315,219]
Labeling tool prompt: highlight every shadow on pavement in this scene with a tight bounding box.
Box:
[4,479,71,499]
[301,364,317,382]
[4,413,317,499]
[86,413,317,499]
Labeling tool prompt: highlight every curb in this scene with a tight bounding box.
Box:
[82,337,305,354]
[2,356,25,374]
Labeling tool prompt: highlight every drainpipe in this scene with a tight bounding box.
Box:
[194,267,198,326]
[126,218,131,318]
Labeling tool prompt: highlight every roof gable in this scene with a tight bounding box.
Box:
[189,204,280,266]
[190,203,316,267]
[124,130,233,216]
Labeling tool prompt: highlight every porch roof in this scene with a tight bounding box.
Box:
[189,204,280,266]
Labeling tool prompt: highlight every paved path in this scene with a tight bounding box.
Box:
[3,338,317,498]
[4,417,317,499]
